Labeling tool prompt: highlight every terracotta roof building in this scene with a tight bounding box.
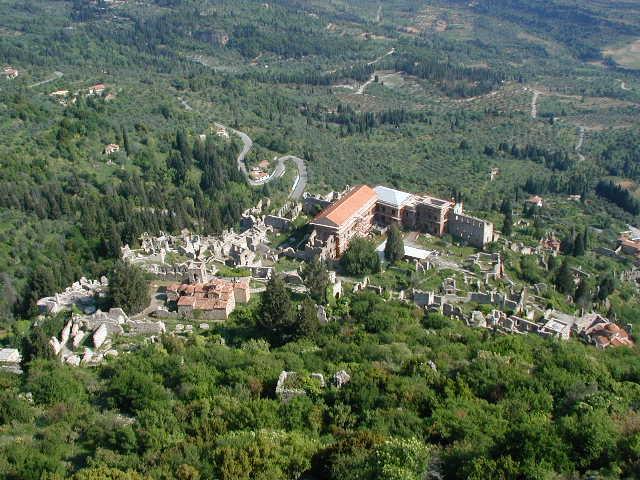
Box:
[309,184,494,259]
[578,314,634,349]
[527,195,544,208]
[618,233,640,262]
[167,278,250,320]
[310,185,377,257]
[3,66,18,79]
[89,83,106,95]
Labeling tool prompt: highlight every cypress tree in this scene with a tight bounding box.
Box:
[502,212,513,237]
[108,261,149,315]
[583,225,589,250]
[122,127,130,156]
[297,297,320,338]
[257,274,295,345]
[555,258,574,295]
[597,274,615,302]
[384,224,405,263]
[302,258,329,304]
[574,279,590,310]
[573,232,585,256]
[500,198,512,215]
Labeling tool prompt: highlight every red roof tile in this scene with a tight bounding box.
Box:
[312,185,376,229]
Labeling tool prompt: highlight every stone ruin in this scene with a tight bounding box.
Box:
[275,371,307,402]
[281,229,337,263]
[122,195,289,276]
[48,308,166,367]
[0,348,22,375]
[443,278,457,295]
[37,276,109,315]
[333,370,351,388]
[465,252,504,282]
[122,220,273,278]
[302,190,344,215]
[316,305,328,324]
[276,370,350,401]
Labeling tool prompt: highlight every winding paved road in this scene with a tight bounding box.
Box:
[216,123,307,199]
[174,94,308,198]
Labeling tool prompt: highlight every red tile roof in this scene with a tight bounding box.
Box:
[177,296,196,307]
[311,185,377,229]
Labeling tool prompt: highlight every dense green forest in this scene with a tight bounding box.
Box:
[1,0,640,478]
[4,296,640,479]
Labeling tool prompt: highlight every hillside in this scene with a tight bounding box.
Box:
[1,1,640,479]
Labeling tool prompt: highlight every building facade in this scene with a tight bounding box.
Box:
[310,184,494,259]
[309,185,378,257]
[448,212,494,248]
[168,278,250,320]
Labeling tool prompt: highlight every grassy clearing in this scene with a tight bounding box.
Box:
[604,38,640,69]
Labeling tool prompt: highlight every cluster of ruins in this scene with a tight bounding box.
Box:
[121,198,291,281]
[37,277,109,315]
[47,308,166,367]
[0,348,22,374]
[410,275,633,349]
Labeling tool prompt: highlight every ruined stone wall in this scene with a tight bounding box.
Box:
[448,213,493,248]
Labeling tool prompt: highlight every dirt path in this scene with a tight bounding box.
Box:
[29,71,63,88]
[177,96,193,111]
[530,89,542,118]
[367,47,395,66]
[355,73,376,95]
[575,126,586,162]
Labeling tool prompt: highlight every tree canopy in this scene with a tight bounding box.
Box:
[341,238,381,277]
[384,225,404,264]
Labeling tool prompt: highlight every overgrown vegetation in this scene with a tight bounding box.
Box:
[1,0,640,478]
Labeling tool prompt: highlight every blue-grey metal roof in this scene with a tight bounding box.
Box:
[374,186,412,207]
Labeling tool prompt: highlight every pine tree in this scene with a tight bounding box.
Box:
[108,261,149,315]
[257,274,295,345]
[384,224,404,263]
